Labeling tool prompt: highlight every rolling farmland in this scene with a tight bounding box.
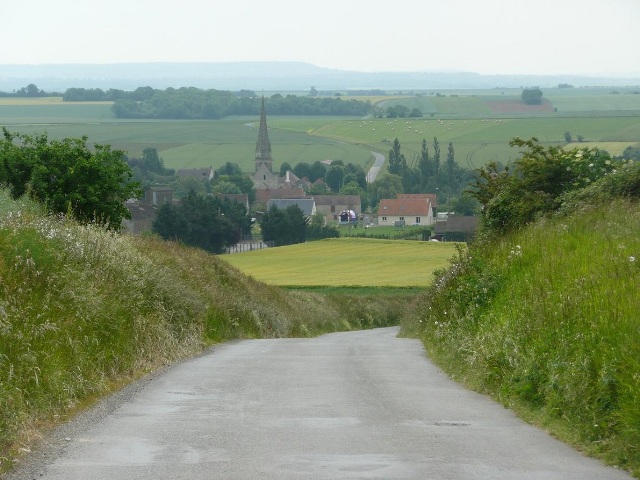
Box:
[1,88,639,173]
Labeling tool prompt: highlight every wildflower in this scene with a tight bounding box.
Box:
[631,256,636,263]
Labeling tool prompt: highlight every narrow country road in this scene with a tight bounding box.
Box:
[367,151,385,183]
[5,328,632,480]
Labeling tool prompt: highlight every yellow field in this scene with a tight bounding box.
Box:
[222,237,459,287]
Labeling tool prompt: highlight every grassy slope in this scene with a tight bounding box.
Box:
[0,191,407,473]
[401,199,640,477]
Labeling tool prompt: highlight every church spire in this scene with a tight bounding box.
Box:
[254,96,273,172]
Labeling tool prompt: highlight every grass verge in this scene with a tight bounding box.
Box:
[401,199,640,477]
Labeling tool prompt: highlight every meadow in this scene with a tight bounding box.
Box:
[222,237,459,287]
[1,88,639,174]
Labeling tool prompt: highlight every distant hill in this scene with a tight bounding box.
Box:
[1,61,639,92]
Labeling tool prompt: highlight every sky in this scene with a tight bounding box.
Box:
[2,0,639,76]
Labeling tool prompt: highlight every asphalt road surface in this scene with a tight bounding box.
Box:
[4,327,633,480]
[367,151,385,183]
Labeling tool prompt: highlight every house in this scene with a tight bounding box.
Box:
[122,199,158,234]
[176,167,213,181]
[255,187,306,205]
[123,186,174,234]
[312,195,361,224]
[145,186,173,206]
[377,193,436,227]
[266,198,316,217]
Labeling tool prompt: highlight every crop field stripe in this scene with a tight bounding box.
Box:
[222,238,459,287]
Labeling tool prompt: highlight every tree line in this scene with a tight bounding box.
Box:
[60,87,371,119]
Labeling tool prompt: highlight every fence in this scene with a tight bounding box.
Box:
[224,241,274,254]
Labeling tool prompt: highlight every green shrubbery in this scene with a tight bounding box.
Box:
[402,144,640,475]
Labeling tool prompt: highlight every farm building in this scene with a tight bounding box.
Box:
[377,193,436,227]
[313,195,361,224]
[122,186,174,234]
[434,214,479,242]
[266,198,317,217]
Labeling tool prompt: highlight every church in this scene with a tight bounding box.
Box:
[250,97,282,190]
[249,97,314,193]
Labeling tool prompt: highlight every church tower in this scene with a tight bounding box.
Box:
[254,96,273,173]
[250,97,280,189]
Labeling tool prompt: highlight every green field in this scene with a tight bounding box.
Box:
[222,237,459,287]
[1,89,639,172]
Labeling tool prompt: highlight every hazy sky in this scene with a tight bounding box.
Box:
[2,0,639,76]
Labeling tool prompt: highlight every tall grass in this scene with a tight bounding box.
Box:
[401,199,640,476]
[0,189,405,472]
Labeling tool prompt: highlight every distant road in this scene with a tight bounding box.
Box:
[367,151,385,183]
[5,328,632,480]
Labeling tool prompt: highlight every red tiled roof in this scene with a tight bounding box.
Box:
[378,194,433,216]
[397,193,437,208]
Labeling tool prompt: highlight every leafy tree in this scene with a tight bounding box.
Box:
[0,128,141,229]
[309,161,327,182]
[152,201,188,241]
[306,212,339,240]
[621,145,640,161]
[325,165,346,192]
[308,182,330,194]
[564,131,573,143]
[260,204,308,246]
[211,180,242,194]
[445,142,455,188]
[367,173,403,210]
[173,176,207,199]
[279,161,293,177]
[16,84,44,97]
[386,105,410,118]
[468,137,620,234]
[339,182,362,196]
[212,174,256,203]
[293,162,312,180]
[433,137,441,179]
[345,162,367,189]
[152,191,247,253]
[387,138,407,176]
[449,193,479,216]
[215,162,242,177]
[521,88,543,105]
